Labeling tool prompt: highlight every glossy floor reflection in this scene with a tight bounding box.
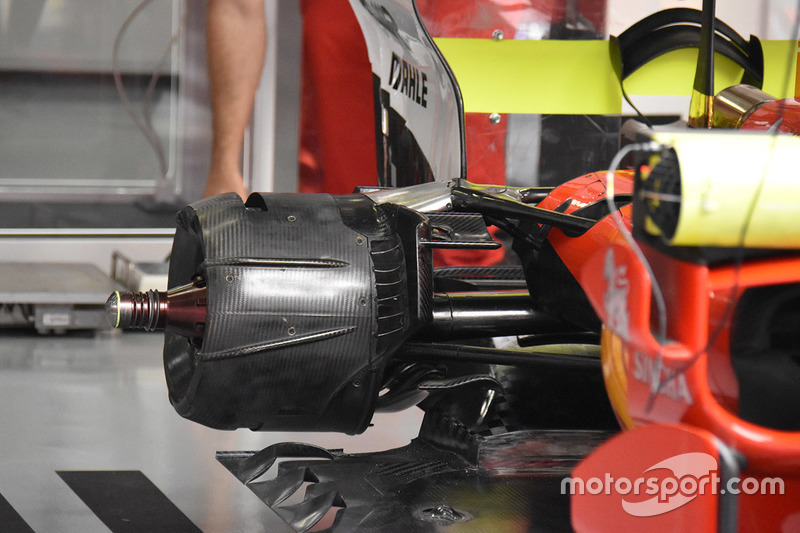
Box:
[0,329,423,532]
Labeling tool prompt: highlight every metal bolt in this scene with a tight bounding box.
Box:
[355,236,365,246]
[287,326,296,336]
[489,112,502,125]
[492,29,504,41]
[413,505,472,525]
[225,274,234,283]
[359,297,367,306]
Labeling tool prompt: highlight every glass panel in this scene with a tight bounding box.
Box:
[0,0,182,198]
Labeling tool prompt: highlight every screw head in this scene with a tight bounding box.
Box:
[492,29,504,41]
[489,112,502,125]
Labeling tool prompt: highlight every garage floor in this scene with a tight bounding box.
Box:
[0,329,423,532]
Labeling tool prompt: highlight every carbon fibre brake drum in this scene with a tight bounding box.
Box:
[165,192,426,434]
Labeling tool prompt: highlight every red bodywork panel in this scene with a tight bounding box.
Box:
[538,171,800,530]
[571,424,721,533]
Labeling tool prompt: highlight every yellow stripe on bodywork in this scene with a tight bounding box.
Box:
[433,38,797,115]
[434,38,622,115]
[761,40,798,98]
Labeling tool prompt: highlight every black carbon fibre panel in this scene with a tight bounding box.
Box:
[163,193,419,434]
[217,424,612,532]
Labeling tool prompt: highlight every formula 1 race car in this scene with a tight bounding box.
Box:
[107,0,800,530]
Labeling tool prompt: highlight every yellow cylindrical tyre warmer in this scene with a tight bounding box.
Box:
[638,131,800,249]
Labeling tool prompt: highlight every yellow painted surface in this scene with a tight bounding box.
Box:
[434,38,798,114]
